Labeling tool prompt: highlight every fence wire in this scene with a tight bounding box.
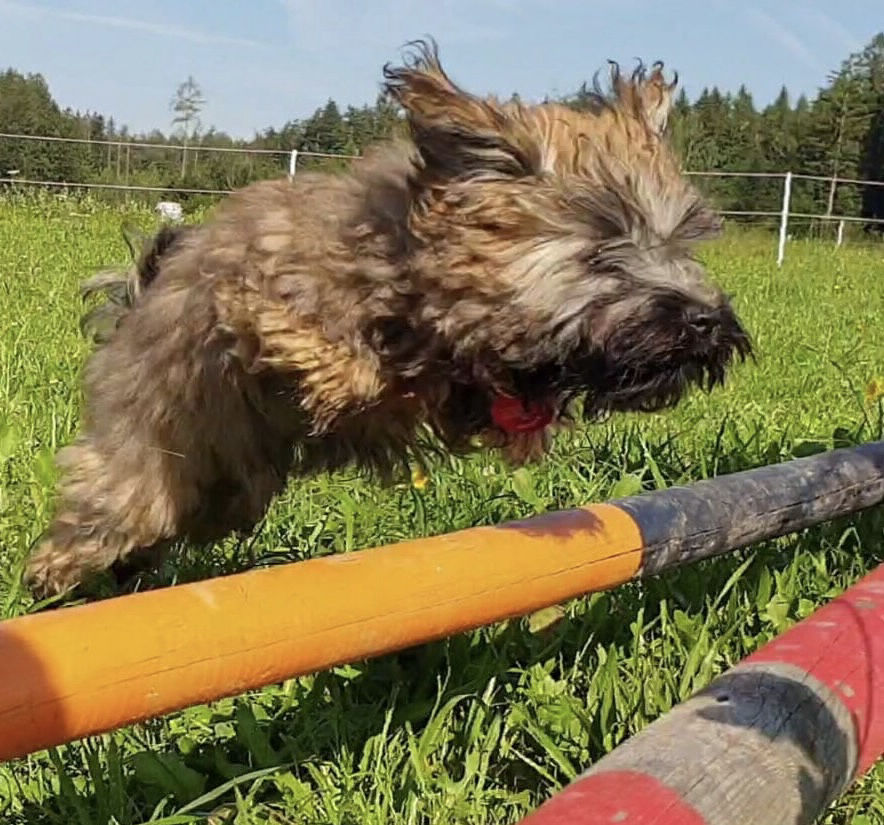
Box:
[2,132,882,264]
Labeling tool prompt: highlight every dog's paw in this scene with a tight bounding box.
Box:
[23,539,88,600]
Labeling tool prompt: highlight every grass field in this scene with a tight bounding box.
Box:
[0,192,883,824]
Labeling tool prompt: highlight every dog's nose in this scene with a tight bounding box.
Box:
[687,307,721,333]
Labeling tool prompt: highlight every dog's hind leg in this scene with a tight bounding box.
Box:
[25,416,291,599]
[24,434,181,598]
[24,282,293,599]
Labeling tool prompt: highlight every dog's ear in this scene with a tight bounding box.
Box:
[610,60,677,136]
[383,39,541,182]
[639,62,678,135]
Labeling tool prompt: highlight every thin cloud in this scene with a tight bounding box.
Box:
[744,6,821,71]
[0,0,262,48]
[797,5,861,56]
[277,0,507,53]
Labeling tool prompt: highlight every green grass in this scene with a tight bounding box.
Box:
[0,191,883,824]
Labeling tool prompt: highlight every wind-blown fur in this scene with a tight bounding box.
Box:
[25,39,752,598]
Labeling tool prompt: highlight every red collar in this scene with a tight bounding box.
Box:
[490,395,555,434]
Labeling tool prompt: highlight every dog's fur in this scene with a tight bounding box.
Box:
[24,41,752,598]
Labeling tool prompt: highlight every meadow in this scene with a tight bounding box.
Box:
[0,191,882,824]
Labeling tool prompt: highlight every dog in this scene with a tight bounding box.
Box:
[24,40,752,599]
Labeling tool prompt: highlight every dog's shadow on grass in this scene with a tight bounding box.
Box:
[13,502,882,825]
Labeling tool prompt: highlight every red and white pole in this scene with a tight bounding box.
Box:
[518,563,884,825]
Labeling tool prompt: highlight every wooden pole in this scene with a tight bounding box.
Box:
[0,441,882,762]
[517,561,884,825]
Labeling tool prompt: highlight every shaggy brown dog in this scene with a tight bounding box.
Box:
[24,40,752,598]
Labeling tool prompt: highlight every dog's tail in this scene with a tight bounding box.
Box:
[79,223,193,345]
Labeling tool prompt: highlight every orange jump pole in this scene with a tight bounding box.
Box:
[1,440,883,762]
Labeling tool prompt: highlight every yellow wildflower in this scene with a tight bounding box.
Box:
[411,466,430,490]
[865,377,884,405]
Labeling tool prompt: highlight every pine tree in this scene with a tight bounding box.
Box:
[170,75,206,179]
[855,33,884,228]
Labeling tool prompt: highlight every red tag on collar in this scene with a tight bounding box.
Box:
[490,395,554,433]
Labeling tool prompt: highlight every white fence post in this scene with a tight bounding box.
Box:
[777,171,792,268]
[836,220,845,247]
[288,149,298,180]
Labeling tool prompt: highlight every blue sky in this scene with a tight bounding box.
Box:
[0,0,878,139]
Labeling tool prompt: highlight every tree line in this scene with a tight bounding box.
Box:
[1,33,882,228]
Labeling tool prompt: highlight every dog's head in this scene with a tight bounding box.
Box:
[379,40,752,461]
